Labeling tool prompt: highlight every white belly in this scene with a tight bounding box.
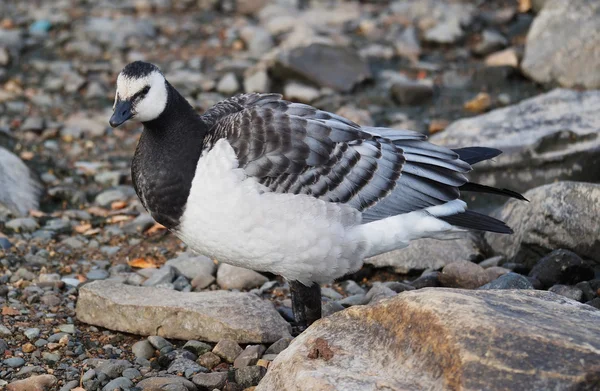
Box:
[175,139,367,284]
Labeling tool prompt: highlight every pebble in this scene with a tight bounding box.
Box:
[136,376,196,390]
[143,266,177,286]
[95,189,127,207]
[24,328,40,340]
[5,374,57,391]
[132,340,155,360]
[264,337,293,355]
[213,340,243,363]
[478,273,534,290]
[234,344,266,368]
[440,261,491,289]
[529,249,594,289]
[390,77,434,105]
[121,213,155,234]
[0,338,8,353]
[42,352,61,364]
[101,377,133,391]
[22,342,36,353]
[198,352,222,369]
[216,263,269,290]
[364,283,397,304]
[217,72,240,95]
[58,380,79,391]
[192,371,228,390]
[321,287,343,300]
[339,280,366,295]
[166,252,216,280]
[6,218,38,233]
[4,357,25,368]
[549,285,583,302]
[284,81,320,103]
[167,358,207,376]
[58,324,75,334]
[235,365,267,388]
[338,294,366,307]
[148,335,173,350]
[183,340,212,356]
[86,269,109,280]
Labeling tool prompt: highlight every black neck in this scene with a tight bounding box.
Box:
[132,82,208,229]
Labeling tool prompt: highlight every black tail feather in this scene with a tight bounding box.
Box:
[452,147,502,165]
[460,182,528,201]
[438,210,513,234]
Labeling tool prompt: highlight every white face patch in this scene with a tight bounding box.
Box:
[114,70,168,122]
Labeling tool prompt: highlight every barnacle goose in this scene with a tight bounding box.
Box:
[110,61,525,331]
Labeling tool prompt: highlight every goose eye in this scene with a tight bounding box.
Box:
[140,86,150,95]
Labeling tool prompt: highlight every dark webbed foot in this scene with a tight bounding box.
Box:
[289,280,321,335]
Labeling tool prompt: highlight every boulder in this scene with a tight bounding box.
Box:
[258,289,600,391]
[431,89,600,194]
[522,0,600,89]
[486,182,600,268]
[76,281,291,343]
[0,147,42,217]
[366,234,485,273]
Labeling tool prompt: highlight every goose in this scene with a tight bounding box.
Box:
[109,61,525,332]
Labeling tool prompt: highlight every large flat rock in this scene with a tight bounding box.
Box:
[76,281,291,343]
[521,0,600,89]
[258,289,600,391]
[430,89,600,195]
[486,181,600,267]
[366,234,485,273]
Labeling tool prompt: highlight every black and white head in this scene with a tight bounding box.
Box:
[109,61,168,127]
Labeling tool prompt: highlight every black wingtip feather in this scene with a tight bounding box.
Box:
[452,147,502,165]
[438,210,513,234]
[460,182,528,201]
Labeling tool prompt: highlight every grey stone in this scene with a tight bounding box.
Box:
[59,380,79,391]
[192,372,228,390]
[121,213,155,234]
[62,237,84,249]
[239,26,274,57]
[167,358,206,376]
[339,280,365,296]
[338,294,366,307]
[367,234,485,273]
[273,43,371,92]
[522,0,600,89]
[217,72,240,95]
[283,81,320,103]
[235,366,266,388]
[234,345,266,368]
[244,69,271,93]
[217,263,269,290]
[363,283,397,304]
[58,324,75,334]
[487,182,600,267]
[6,217,38,233]
[473,30,507,56]
[42,352,60,364]
[86,269,109,281]
[258,289,600,391]
[197,352,221,370]
[95,189,126,207]
[431,90,600,194]
[148,336,172,350]
[166,252,216,280]
[136,376,197,391]
[264,337,293,355]
[183,340,212,356]
[101,377,133,391]
[0,324,12,336]
[529,249,594,288]
[478,273,534,290]
[321,287,343,300]
[390,76,433,105]
[122,368,140,380]
[76,281,291,343]
[132,340,155,360]
[24,328,40,340]
[549,285,584,302]
[4,357,25,368]
[21,117,44,132]
[143,266,176,286]
[213,339,242,363]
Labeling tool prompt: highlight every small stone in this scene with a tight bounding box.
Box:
[121,213,155,234]
[464,92,492,113]
[587,298,600,310]
[217,73,240,95]
[82,369,96,382]
[235,365,266,388]
[58,324,75,334]
[143,266,177,286]
[22,342,36,353]
[213,339,242,363]
[338,294,366,307]
[244,69,271,93]
[0,324,12,336]
[34,339,48,347]
[148,335,173,350]
[24,328,40,340]
[478,273,534,290]
[6,217,38,233]
[21,117,45,133]
[6,374,57,391]
[364,283,397,304]
[136,377,197,390]
[166,252,216,280]
[484,266,511,281]
[479,256,505,268]
[440,261,490,289]
[575,281,597,302]
[198,351,221,369]
[217,264,268,290]
[191,274,216,290]
[42,352,60,364]
[95,189,126,207]
[59,380,79,391]
[339,280,365,295]
[473,29,507,56]
[102,377,133,391]
[234,345,266,368]
[264,337,293,355]
[183,340,212,356]
[485,47,519,68]
[549,285,583,302]
[320,287,343,300]
[132,340,155,360]
[86,269,109,281]
[283,81,320,103]
[390,77,434,105]
[192,371,228,390]
[95,359,132,378]
[4,357,25,368]
[382,281,416,293]
[167,357,206,376]
[122,368,140,380]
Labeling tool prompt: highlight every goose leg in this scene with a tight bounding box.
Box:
[289,280,322,335]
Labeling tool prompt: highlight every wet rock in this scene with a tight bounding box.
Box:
[431,90,600,194]
[213,339,242,363]
[6,375,57,391]
[487,182,600,268]
[0,147,42,216]
[258,289,600,391]
[76,281,291,343]
[522,0,600,89]
[192,371,228,390]
[528,249,594,288]
[166,252,216,281]
[478,272,534,290]
[217,263,269,290]
[273,43,370,92]
[367,234,485,273]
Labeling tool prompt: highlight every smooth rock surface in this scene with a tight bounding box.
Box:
[216,264,269,290]
[366,234,485,273]
[521,0,600,89]
[6,375,57,391]
[0,147,42,216]
[431,89,600,194]
[486,182,600,267]
[258,289,600,391]
[76,281,291,343]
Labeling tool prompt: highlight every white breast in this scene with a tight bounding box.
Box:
[175,139,367,284]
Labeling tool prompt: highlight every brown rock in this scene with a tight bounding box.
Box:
[7,375,57,391]
[213,339,243,363]
[440,261,491,289]
[76,281,291,343]
[197,352,221,369]
[258,289,600,391]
